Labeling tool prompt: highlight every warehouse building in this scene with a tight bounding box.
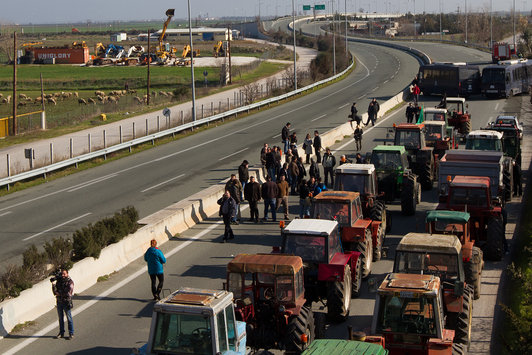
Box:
[138,27,234,41]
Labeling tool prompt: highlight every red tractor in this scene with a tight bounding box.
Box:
[445,97,472,136]
[226,254,316,353]
[311,190,384,278]
[438,175,505,261]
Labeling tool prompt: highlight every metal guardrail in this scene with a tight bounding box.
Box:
[0,59,354,188]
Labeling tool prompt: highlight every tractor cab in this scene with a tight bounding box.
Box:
[334,164,378,197]
[486,119,522,166]
[311,191,363,227]
[371,145,409,174]
[465,130,503,152]
[446,175,493,211]
[424,108,447,123]
[426,210,470,244]
[394,123,426,155]
[424,121,446,147]
[446,97,467,119]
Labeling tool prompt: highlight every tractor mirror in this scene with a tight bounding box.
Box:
[454,280,464,296]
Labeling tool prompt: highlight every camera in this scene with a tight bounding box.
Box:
[49,270,62,283]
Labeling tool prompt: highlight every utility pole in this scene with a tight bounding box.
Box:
[345,0,348,55]
[439,0,443,41]
[292,0,297,89]
[413,0,416,39]
[465,0,468,43]
[490,0,493,49]
[188,0,196,121]
[147,30,150,105]
[12,32,17,136]
[332,0,336,75]
[228,25,232,84]
[512,0,516,51]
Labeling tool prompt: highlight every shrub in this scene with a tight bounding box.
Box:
[22,244,47,277]
[44,237,73,270]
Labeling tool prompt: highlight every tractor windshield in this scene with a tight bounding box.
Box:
[395,130,421,150]
[449,187,488,208]
[312,201,350,225]
[394,251,459,282]
[373,151,403,171]
[283,234,327,263]
[425,125,444,142]
[376,295,437,336]
[425,112,445,122]
[151,312,213,355]
[465,138,502,151]
[335,173,370,194]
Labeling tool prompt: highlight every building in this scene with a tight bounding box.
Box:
[110,33,127,42]
[138,27,232,42]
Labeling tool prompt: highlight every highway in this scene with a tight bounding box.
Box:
[0,22,522,355]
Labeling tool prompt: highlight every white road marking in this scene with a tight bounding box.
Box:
[311,114,327,122]
[22,213,92,242]
[67,174,118,193]
[4,207,248,355]
[271,133,281,138]
[0,211,12,217]
[337,103,350,110]
[495,103,500,111]
[383,80,389,84]
[218,147,249,161]
[141,174,186,193]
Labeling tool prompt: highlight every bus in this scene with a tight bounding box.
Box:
[481,59,532,98]
[418,63,481,97]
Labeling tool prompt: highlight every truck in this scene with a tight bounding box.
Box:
[311,190,384,278]
[226,254,316,353]
[365,273,468,354]
[132,287,246,355]
[492,42,517,63]
[279,219,362,321]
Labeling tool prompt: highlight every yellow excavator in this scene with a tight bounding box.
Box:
[150,8,177,64]
[213,41,226,57]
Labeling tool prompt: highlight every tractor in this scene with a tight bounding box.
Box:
[225,254,315,353]
[445,97,472,136]
[302,339,388,354]
[279,219,362,322]
[393,233,475,347]
[311,191,384,278]
[365,273,469,355]
[393,123,436,190]
[438,175,505,261]
[426,210,484,299]
[368,145,420,216]
[334,163,390,233]
[424,120,459,158]
[133,287,247,355]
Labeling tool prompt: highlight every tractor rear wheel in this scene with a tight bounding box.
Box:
[464,246,483,300]
[452,343,467,355]
[327,265,352,322]
[462,120,472,135]
[401,174,417,216]
[454,286,473,349]
[418,157,434,190]
[373,224,384,262]
[285,306,315,353]
[486,218,504,261]
[385,210,392,233]
[370,201,386,234]
[503,165,513,202]
[352,256,362,298]
[356,229,373,278]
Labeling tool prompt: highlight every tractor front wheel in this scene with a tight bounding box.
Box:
[327,264,352,322]
[454,285,473,349]
[356,229,373,278]
[352,256,362,298]
[370,201,386,234]
[464,246,483,300]
[373,224,384,262]
[285,306,315,353]
[401,174,417,215]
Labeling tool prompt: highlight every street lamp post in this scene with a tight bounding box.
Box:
[345,0,348,55]
[465,0,468,43]
[439,0,442,41]
[490,0,493,49]
[332,0,336,75]
[187,0,196,122]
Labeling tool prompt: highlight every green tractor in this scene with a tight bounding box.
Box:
[368,145,420,216]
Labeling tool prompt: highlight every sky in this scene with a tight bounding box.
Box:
[0,0,529,24]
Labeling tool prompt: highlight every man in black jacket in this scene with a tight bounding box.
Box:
[282,122,291,154]
[261,175,279,222]
[405,103,416,124]
[218,191,237,242]
[238,160,249,200]
[313,130,322,163]
[366,98,380,126]
[322,147,336,187]
[244,176,262,222]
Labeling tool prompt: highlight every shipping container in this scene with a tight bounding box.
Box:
[32,47,89,64]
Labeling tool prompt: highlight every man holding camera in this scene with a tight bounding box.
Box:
[52,269,74,340]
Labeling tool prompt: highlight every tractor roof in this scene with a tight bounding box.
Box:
[426,210,470,224]
[335,163,375,175]
[425,121,446,127]
[283,218,338,236]
[424,108,447,114]
[450,175,491,188]
[154,287,233,316]
[397,233,462,255]
[496,115,518,121]
[313,190,359,202]
[227,254,303,275]
[446,97,466,103]
[302,339,388,355]
[378,273,440,295]
[373,145,406,154]
[467,130,503,140]
[396,123,423,130]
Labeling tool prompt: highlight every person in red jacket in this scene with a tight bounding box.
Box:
[412,84,421,105]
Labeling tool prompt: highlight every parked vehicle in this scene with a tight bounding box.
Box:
[424,120,459,158]
[418,63,481,97]
[445,97,472,136]
[491,42,517,63]
[481,59,532,98]
[132,287,246,355]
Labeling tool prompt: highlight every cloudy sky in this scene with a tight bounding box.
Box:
[0,0,527,24]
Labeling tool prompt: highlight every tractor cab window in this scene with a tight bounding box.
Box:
[313,201,350,225]
[395,251,459,281]
[377,295,437,336]
[284,234,326,263]
[433,221,464,236]
[449,187,488,207]
[373,152,402,170]
[227,273,243,299]
[276,275,295,303]
[295,268,304,298]
[425,125,443,141]
[225,305,237,350]
[257,273,276,301]
[395,130,421,150]
[152,313,213,355]
[353,198,363,222]
[328,229,343,261]
[335,174,371,195]
[465,138,502,151]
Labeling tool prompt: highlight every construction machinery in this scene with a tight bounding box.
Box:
[393,233,475,347]
[334,163,390,233]
[132,287,247,355]
[214,41,227,57]
[225,254,315,353]
[365,273,468,354]
[367,145,420,215]
[71,41,87,49]
[311,190,383,278]
[491,42,517,63]
[279,219,361,322]
[146,9,178,65]
[426,210,484,299]
[121,45,145,65]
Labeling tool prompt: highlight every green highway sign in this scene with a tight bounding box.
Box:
[303,5,311,10]
[315,4,325,10]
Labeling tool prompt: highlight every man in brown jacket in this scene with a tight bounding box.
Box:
[288,157,299,195]
[276,174,290,220]
[261,175,279,222]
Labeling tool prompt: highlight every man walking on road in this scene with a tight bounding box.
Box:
[366,98,380,126]
[238,160,249,199]
[53,269,75,340]
[261,175,279,222]
[322,148,336,187]
[282,122,291,154]
[349,102,361,128]
[244,175,261,222]
[218,191,237,242]
[313,130,322,163]
[354,124,363,151]
[276,174,290,220]
[405,103,416,124]
[144,239,166,300]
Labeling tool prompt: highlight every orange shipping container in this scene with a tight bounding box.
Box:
[32,47,89,64]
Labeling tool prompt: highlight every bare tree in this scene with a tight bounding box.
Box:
[242,83,261,105]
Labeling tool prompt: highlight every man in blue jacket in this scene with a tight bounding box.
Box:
[144,239,166,300]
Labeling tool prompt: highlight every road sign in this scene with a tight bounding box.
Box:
[315,4,325,10]
[162,108,171,119]
[303,5,311,10]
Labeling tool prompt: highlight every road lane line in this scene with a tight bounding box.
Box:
[218,147,249,161]
[22,213,92,242]
[67,174,118,193]
[0,211,12,217]
[337,103,350,110]
[271,133,281,138]
[495,103,500,111]
[311,114,327,122]
[141,174,186,193]
[3,207,248,355]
